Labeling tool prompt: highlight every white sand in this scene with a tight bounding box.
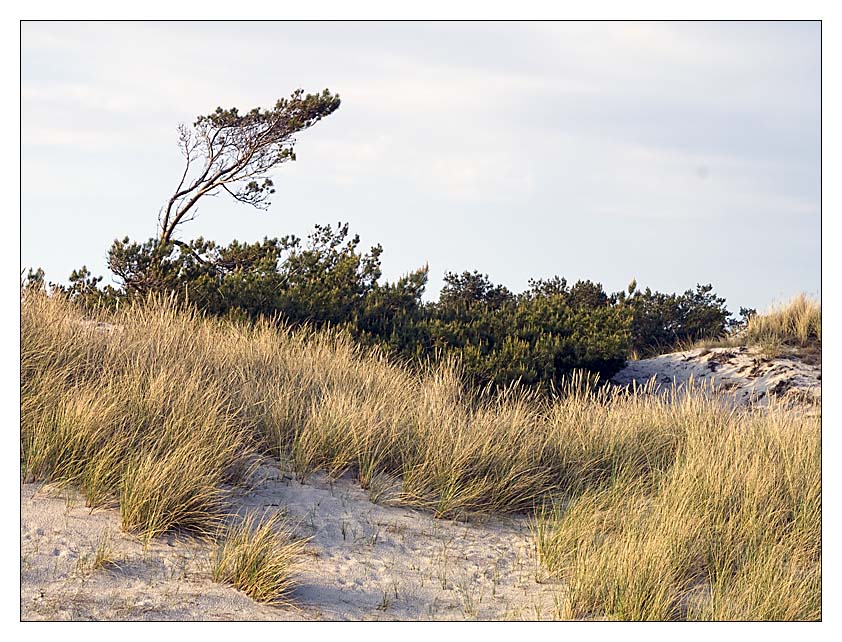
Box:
[611,346,821,406]
[21,463,562,621]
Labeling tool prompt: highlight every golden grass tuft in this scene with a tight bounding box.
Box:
[694,293,821,355]
[211,512,307,604]
[21,292,254,541]
[119,445,228,543]
[75,530,118,575]
[678,293,822,365]
[744,293,821,347]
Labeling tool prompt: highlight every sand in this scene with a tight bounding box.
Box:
[611,346,821,407]
[21,462,562,621]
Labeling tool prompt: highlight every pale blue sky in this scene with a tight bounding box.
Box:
[21,21,820,312]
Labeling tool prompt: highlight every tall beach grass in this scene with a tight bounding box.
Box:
[690,293,821,358]
[533,396,820,620]
[743,293,821,347]
[20,290,820,618]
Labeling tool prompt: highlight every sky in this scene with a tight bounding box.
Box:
[20,20,821,313]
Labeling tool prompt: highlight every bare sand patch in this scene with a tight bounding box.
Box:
[611,346,820,407]
[21,462,563,621]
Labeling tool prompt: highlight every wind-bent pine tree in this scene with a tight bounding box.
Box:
[108,89,340,293]
[156,88,340,257]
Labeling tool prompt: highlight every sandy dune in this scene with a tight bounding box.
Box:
[21,462,562,621]
[611,346,821,406]
[22,346,820,621]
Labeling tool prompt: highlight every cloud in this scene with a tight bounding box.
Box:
[20,21,819,309]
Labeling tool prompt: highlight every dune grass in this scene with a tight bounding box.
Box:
[20,291,820,619]
[212,512,307,604]
[75,530,118,575]
[21,294,256,543]
[532,397,820,620]
[690,294,821,360]
[744,293,821,347]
